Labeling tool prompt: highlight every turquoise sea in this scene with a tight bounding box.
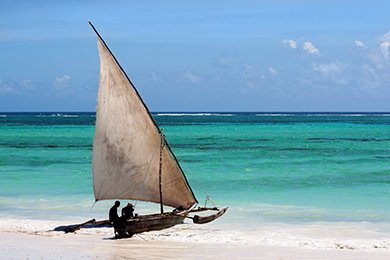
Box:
[1,112,390,249]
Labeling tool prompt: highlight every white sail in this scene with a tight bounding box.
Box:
[92,38,197,209]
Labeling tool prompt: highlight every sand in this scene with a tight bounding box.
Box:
[1,229,390,260]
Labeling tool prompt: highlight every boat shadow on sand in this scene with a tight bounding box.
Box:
[53,219,111,233]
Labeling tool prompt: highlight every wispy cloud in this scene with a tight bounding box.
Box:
[243,64,259,79]
[283,39,297,49]
[213,52,241,69]
[0,78,37,95]
[283,38,320,55]
[355,40,367,48]
[378,30,390,64]
[312,61,342,74]
[177,70,202,84]
[380,42,390,63]
[268,67,278,75]
[150,71,158,83]
[380,30,390,42]
[52,75,74,97]
[239,30,390,103]
[303,42,320,54]
[20,79,34,90]
[53,75,71,89]
[184,71,201,83]
[0,79,14,94]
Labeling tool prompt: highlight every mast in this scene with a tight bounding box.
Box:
[159,129,164,214]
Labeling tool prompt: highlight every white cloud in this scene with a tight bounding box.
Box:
[283,39,297,49]
[380,41,390,64]
[243,64,259,78]
[0,78,40,96]
[303,42,319,54]
[363,64,376,74]
[183,70,201,83]
[0,85,13,94]
[368,30,390,67]
[150,72,158,83]
[0,81,13,94]
[240,64,264,93]
[269,67,278,75]
[380,30,390,42]
[53,75,71,89]
[0,79,17,94]
[20,79,34,90]
[355,40,366,47]
[313,61,342,74]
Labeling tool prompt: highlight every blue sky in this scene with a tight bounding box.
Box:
[1,0,390,112]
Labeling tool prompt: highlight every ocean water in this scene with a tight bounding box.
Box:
[1,112,390,250]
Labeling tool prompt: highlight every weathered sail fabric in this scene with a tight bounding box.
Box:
[92,39,197,209]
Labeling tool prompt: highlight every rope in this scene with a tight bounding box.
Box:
[169,146,217,208]
[134,134,161,208]
[89,201,97,211]
[79,201,96,224]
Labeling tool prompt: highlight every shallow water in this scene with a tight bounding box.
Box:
[1,112,390,249]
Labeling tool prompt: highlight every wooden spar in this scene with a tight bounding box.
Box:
[64,219,96,233]
[159,129,164,214]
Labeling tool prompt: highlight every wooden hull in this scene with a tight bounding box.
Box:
[116,212,185,237]
[56,207,228,238]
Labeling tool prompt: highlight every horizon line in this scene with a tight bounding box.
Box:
[1,111,390,114]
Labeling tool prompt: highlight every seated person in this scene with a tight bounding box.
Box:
[121,202,134,220]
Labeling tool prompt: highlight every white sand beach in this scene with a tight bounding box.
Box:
[1,228,390,260]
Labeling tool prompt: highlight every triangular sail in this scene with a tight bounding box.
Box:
[92,36,197,210]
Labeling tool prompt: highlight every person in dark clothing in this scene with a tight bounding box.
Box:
[109,200,121,237]
[121,202,134,220]
[109,200,120,222]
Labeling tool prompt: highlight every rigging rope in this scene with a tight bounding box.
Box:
[134,134,161,208]
[169,146,217,208]
[89,201,97,211]
[81,201,97,224]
